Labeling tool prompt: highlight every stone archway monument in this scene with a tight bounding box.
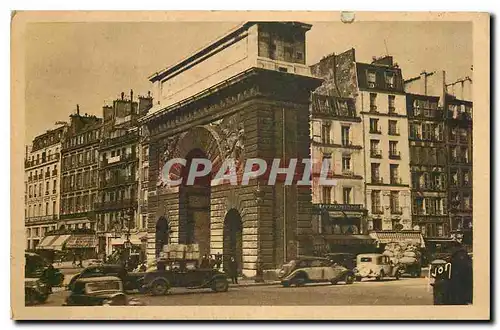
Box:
[141,21,322,277]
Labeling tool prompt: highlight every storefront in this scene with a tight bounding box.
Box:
[65,234,99,260]
[369,230,426,250]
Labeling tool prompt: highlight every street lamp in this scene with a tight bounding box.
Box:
[254,181,265,283]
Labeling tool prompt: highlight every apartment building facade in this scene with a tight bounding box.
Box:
[406,93,449,238]
[405,70,473,248]
[60,109,102,231]
[96,91,153,256]
[445,94,473,246]
[24,126,66,250]
[311,49,412,234]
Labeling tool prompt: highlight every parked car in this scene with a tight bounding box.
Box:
[64,276,144,306]
[324,253,357,270]
[25,252,63,305]
[353,253,402,281]
[141,258,229,295]
[25,277,50,306]
[68,264,144,292]
[278,256,354,287]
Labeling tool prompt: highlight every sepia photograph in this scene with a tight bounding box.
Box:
[11,11,490,320]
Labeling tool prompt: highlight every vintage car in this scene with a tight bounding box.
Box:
[141,258,229,295]
[278,256,354,287]
[324,253,357,271]
[25,277,50,306]
[64,276,144,306]
[68,264,144,292]
[353,253,402,281]
[25,252,64,305]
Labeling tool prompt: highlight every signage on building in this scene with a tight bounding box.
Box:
[316,203,364,212]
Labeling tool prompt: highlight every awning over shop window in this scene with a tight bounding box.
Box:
[369,231,425,248]
[65,235,98,249]
[111,233,147,246]
[322,234,375,245]
[36,235,71,251]
[36,235,59,250]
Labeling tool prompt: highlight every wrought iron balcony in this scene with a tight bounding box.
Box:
[370,149,382,158]
[391,207,403,215]
[99,175,137,188]
[389,151,401,160]
[390,177,403,185]
[95,198,138,211]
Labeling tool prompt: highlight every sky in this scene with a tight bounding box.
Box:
[25,21,472,142]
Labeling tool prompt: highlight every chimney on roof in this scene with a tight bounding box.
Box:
[130,89,134,102]
[76,104,80,115]
[121,92,124,100]
[148,91,151,98]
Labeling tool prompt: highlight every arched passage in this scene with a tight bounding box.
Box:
[179,148,211,258]
[223,209,243,273]
[155,216,170,258]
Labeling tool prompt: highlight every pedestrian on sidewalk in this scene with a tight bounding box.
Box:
[229,256,238,284]
[215,252,222,270]
[72,252,76,266]
[209,255,216,269]
[77,252,83,268]
[200,254,210,268]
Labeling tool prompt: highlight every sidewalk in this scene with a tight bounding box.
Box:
[229,278,281,288]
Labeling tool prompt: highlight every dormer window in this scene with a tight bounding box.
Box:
[385,72,395,88]
[367,71,376,88]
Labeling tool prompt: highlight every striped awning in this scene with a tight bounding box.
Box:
[37,234,71,251]
[65,235,98,249]
[36,235,59,249]
[369,231,425,248]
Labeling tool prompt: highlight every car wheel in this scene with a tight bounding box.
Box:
[394,271,400,280]
[282,281,290,288]
[151,280,169,296]
[294,274,307,287]
[376,271,384,281]
[330,278,338,285]
[345,274,354,284]
[355,276,362,282]
[212,278,229,292]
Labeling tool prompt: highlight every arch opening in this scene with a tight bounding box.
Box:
[223,208,243,273]
[179,148,211,258]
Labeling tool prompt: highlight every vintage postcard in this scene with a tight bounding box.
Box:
[11,11,490,320]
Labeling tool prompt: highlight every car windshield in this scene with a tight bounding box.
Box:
[281,261,296,272]
[360,257,373,262]
[86,281,121,293]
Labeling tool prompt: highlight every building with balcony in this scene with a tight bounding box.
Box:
[445,94,473,246]
[60,107,102,235]
[311,49,412,234]
[308,92,371,253]
[96,90,153,256]
[405,70,473,249]
[24,125,66,250]
[406,93,448,238]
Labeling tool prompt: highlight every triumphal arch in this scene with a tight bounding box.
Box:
[141,21,322,276]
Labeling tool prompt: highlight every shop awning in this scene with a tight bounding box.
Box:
[322,234,375,245]
[37,234,71,251]
[369,231,425,248]
[36,235,59,249]
[65,235,98,249]
[111,233,147,246]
